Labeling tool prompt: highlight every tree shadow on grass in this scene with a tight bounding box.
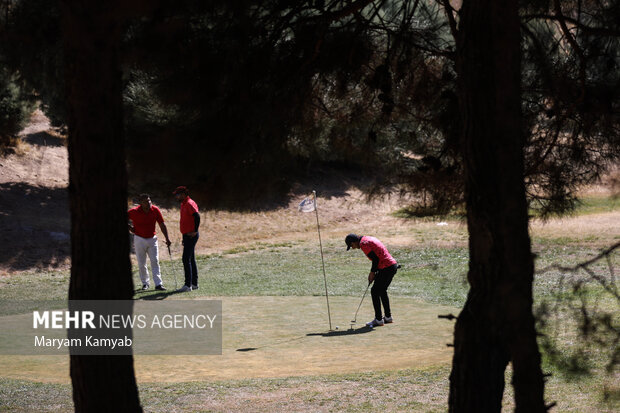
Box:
[236,335,309,352]
[235,326,374,352]
[0,182,70,272]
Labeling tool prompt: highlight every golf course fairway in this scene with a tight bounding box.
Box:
[0,296,457,383]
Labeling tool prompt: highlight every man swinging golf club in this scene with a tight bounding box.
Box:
[345,233,398,327]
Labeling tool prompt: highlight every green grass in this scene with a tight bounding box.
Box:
[529,195,620,219]
[575,196,620,215]
[1,236,618,412]
[221,241,297,255]
[0,271,69,301]
[0,368,452,413]
[136,367,453,413]
[0,242,615,309]
[128,243,471,307]
[1,364,617,412]
[0,378,73,412]
[391,206,465,220]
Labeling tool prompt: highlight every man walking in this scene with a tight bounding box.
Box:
[345,233,398,327]
[173,186,200,292]
[128,194,171,291]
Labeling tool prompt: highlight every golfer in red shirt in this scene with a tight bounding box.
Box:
[173,186,200,292]
[128,194,171,291]
[346,233,398,327]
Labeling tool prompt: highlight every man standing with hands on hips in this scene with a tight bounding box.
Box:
[173,186,200,292]
[128,194,171,291]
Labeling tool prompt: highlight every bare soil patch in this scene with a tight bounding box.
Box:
[0,110,69,274]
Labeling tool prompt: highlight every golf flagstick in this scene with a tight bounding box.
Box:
[298,191,332,331]
[167,244,178,289]
[313,190,333,331]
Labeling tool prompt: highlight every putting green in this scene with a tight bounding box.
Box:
[0,296,457,383]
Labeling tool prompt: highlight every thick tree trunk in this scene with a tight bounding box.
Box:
[61,1,142,411]
[449,1,547,412]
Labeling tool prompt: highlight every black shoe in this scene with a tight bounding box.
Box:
[191,285,198,290]
[142,284,149,290]
[155,285,166,291]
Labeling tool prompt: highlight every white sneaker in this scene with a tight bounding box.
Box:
[366,318,384,327]
[383,316,393,324]
[177,285,192,292]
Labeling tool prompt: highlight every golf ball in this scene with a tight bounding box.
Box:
[335,326,339,329]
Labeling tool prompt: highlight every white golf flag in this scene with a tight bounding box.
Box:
[298,197,316,212]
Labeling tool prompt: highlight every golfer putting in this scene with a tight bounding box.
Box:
[345,233,398,327]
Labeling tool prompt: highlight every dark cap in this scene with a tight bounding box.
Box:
[172,186,188,195]
[345,233,361,250]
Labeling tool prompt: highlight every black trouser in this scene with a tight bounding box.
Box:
[182,233,199,287]
[371,264,398,320]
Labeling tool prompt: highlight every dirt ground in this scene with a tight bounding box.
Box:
[0,110,70,274]
[1,111,619,275]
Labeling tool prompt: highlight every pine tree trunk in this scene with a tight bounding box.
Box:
[61,1,142,411]
[449,1,547,412]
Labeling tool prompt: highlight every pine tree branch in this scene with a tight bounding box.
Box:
[551,0,587,102]
[523,13,620,38]
[440,0,458,39]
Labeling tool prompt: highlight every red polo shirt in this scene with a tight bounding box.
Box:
[360,236,397,270]
[128,205,164,238]
[180,197,199,234]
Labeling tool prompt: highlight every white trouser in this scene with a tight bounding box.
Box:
[134,235,162,287]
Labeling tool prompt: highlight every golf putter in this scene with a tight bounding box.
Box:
[350,280,373,328]
[167,244,178,289]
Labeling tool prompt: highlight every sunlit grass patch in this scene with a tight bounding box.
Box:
[391,205,465,220]
[575,196,620,215]
[222,241,297,255]
[0,270,69,301]
[1,223,617,412]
